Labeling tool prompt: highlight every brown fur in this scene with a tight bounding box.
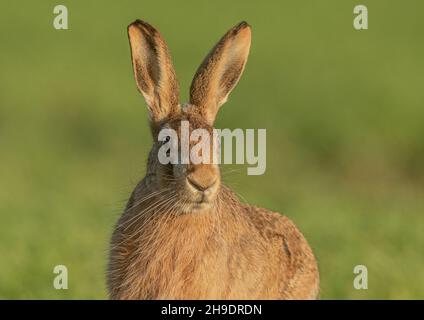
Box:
[107,20,319,300]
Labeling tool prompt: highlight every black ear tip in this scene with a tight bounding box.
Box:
[237,21,251,29]
[128,19,157,34]
[133,19,147,26]
[228,21,251,37]
[127,20,140,31]
[230,21,251,35]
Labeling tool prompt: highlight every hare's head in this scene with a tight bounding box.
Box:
[127,20,251,212]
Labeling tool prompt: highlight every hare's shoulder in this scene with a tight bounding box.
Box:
[244,205,319,298]
[244,205,316,268]
[243,205,300,240]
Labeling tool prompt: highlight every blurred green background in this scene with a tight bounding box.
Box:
[1,0,423,299]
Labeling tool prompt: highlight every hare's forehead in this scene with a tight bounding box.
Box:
[164,118,211,132]
[164,106,211,131]
[181,102,196,113]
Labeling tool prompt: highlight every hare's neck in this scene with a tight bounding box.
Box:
[115,187,247,299]
[141,208,223,251]
[130,210,226,297]
[133,182,243,258]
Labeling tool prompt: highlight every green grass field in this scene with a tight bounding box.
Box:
[1,0,423,299]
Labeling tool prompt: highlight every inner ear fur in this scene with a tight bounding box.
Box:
[128,20,180,125]
[189,21,251,125]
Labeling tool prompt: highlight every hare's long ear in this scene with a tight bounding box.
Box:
[190,22,251,125]
[128,20,180,126]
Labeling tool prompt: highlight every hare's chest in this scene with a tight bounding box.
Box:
[143,236,272,299]
[143,234,227,299]
[119,213,273,299]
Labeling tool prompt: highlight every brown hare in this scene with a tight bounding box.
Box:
[107,19,319,299]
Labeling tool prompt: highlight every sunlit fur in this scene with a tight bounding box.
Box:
[107,20,319,299]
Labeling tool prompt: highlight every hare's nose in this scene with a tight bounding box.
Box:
[187,176,216,192]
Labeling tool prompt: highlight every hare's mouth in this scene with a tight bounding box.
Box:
[186,177,217,193]
[183,200,213,213]
[180,190,216,213]
[185,177,218,199]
